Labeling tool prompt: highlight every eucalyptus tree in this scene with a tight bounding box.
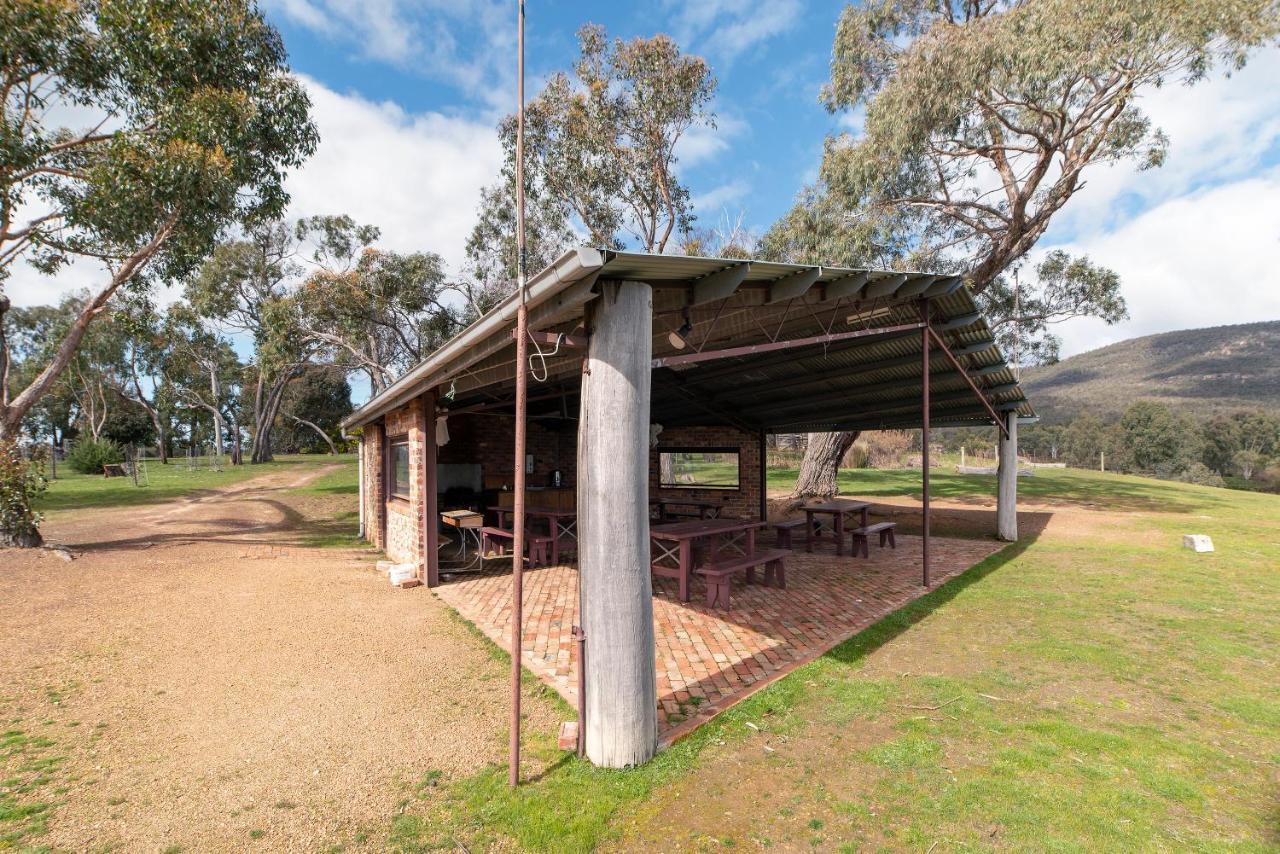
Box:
[185,219,307,463]
[0,0,316,449]
[769,0,1278,497]
[294,215,461,394]
[163,304,241,462]
[466,24,716,301]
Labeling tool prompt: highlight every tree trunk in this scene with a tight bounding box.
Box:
[251,369,294,463]
[286,413,337,454]
[0,219,175,442]
[789,431,860,498]
[578,281,657,768]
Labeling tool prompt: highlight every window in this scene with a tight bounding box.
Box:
[658,447,740,490]
[388,437,410,499]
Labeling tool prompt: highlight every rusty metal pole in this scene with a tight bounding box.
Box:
[509,0,528,789]
[921,299,931,588]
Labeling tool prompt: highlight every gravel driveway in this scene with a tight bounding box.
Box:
[0,465,557,851]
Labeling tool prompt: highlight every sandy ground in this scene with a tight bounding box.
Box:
[0,465,557,852]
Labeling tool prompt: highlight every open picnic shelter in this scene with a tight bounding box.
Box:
[340,247,1034,768]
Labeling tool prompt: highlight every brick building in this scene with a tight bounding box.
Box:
[342,247,1033,767]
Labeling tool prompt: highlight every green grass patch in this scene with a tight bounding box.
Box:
[37,454,351,515]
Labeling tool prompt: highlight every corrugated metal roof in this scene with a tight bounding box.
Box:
[342,247,1034,432]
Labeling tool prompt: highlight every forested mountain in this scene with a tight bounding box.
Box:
[1021,321,1280,423]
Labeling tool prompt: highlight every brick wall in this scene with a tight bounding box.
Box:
[649,425,763,520]
[438,412,576,489]
[362,423,386,550]
[362,395,430,567]
[359,394,764,563]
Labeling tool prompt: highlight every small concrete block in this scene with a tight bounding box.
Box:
[557,720,579,751]
[1182,534,1214,553]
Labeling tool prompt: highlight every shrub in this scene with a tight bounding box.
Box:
[1178,462,1225,488]
[1,441,48,548]
[66,437,124,475]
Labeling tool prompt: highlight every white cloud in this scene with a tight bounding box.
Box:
[1045,169,1280,358]
[1046,47,1280,241]
[664,0,803,64]
[264,0,513,108]
[286,76,501,270]
[677,113,748,167]
[6,77,501,310]
[692,178,751,213]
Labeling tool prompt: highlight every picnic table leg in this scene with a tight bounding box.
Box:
[805,510,815,552]
[835,511,845,557]
[550,515,560,566]
[860,507,869,529]
[744,528,758,584]
[679,539,692,602]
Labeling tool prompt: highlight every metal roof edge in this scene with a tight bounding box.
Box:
[341,246,604,430]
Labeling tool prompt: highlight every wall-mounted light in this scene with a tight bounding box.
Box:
[668,308,694,350]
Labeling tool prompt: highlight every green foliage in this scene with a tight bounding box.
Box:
[1119,401,1201,477]
[274,366,352,454]
[66,437,123,475]
[817,0,1278,288]
[1178,462,1225,487]
[977,251,1128,366]
[1,0,317,288]
[0,440,47,546]
[466,24,716,303]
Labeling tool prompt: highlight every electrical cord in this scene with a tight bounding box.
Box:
[527,331,563,382]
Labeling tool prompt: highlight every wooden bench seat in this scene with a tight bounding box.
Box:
[849,522,896,558]
[480,527,555,567]
[695,548,791,609]
[771,518,809,549]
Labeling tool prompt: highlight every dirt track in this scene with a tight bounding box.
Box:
[0,465,557,852]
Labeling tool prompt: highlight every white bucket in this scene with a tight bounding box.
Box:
[388,563,415,585]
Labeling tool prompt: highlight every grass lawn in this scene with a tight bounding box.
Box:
[381,465,1279,852]
[35,453,354,517]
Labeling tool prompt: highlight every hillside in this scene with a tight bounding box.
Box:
[1020,320,1280,423]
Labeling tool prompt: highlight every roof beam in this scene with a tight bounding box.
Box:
[896,274,938,299]
[766,267,821,303]
[923,275,964,298]
[651,322,925,370]
[767,388,1015,430]
[863,273,909,300]
[690,263,750,305]
[929,325,1009,437]
[670,328,923,384]
[653,370,758,433]
[822,271,871,301]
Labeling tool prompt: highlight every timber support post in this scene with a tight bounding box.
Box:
[577,280,657,768]
[997,410,1018,541]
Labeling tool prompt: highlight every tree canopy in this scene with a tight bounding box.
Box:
[0,0,317,440]
[465,24,716,303]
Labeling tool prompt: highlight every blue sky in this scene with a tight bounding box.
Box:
[261,0,1280,370]
[269,0,846,242]
[9,1,1280,400]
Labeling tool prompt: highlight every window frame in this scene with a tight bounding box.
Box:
[386,435,411,500]
[656,446,742,491]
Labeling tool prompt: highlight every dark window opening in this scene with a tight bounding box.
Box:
[388,436,410,499]
[658,447,740,490]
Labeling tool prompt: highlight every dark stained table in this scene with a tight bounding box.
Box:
[650,518,766,602]
[650,499,721,521]
[798,498,871,557]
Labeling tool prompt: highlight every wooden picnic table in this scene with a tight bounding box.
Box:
[649,499,721,521]
[798,498,871,557]
[488,506,578,566]
[650,518,766,602]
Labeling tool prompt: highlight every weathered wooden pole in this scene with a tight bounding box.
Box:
[997,410,1018,541]
[577,280,657,768]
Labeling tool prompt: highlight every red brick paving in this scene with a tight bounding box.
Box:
[435,533,1003,741]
